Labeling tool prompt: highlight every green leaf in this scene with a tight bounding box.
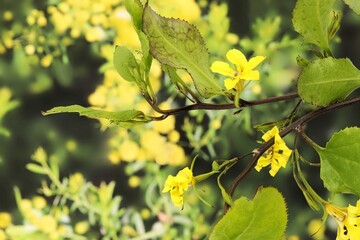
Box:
[124,0,143,30]
[26,163,47,175]
[142,3,222,98]
[343,0,360,15]
[209,187,287,240]
[318,127,360,196]
[292,0,336,50]
[138,31,151,62]
[43,105,151,127]
[113,46,140,82]
[297,58,360,106]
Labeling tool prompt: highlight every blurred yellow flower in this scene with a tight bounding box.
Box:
[88,85,108,107]
[307,219,325,240]
[325,200,360,240]
[0,230,6,240]
[140,130,166,158]
[108,151,121,164]
[128,176,141,188]
[119,140,139,162]
[36,215,57,234]
[75,221,90,235]
[32,196,47,210]
[168,130,180,143]
[0,212,11,228]
[3,11,13,21]
[255,126,292,177]
[66,139,77,152]
[20,199,32,212]
[152,115,175,134]
[162,167,195,207]
[151,0,201,22]
[85,27,106,42]
[40,54,53,68]
[211,49,265,92]
[24,44,36,55]
[141,208,151,220]
[155,142,186,166]
[68,172,85,194]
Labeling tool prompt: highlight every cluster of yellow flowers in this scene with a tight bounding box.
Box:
[325,200,360,239]
[18,197,70,239]
[0,11,16,55]
[105,109,187,166]
[48,0,121,42]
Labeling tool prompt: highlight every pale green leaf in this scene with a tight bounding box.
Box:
[292,0,336,50]
[318,127,360,196]
[142,4,222,98]
[43,105,151,127]
[209,187,287,240]
[343,0,360,15]
[26,163,47,175]
[298,58,360,106]
[138,31,151,62]
[124,0,143,30]
[113,46,139,82]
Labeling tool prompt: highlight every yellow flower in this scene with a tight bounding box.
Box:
[211,49,266,92]
[68,172,85,194]
[32,196,47,210]
[40,54,53,68]
[325,200,360,239]
[155,142,186,166]
[0,229,6,240]
[0,212,11,228]
[74,221,90,235]
[255,126,292,177]
[119,140,139,162]
[162,167,196,207]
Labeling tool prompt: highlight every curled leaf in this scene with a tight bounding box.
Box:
[43,105,151,127]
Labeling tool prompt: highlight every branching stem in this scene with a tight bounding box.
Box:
[148,92,300,115]
[225,96,360,212]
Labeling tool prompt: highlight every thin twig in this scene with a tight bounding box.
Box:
[149,92,300,115]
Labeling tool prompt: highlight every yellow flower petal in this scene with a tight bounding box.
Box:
[246,56,266,70]
[226,49,247,68]
[269,162,282,177]
[162,175,176,192]
[240,70,260,80]
[170,193,183,207]
[177,167,194,183]
[210,61,234,77]
[224,78,238,90]
[262,126,280,142]
[255,155,272,172]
